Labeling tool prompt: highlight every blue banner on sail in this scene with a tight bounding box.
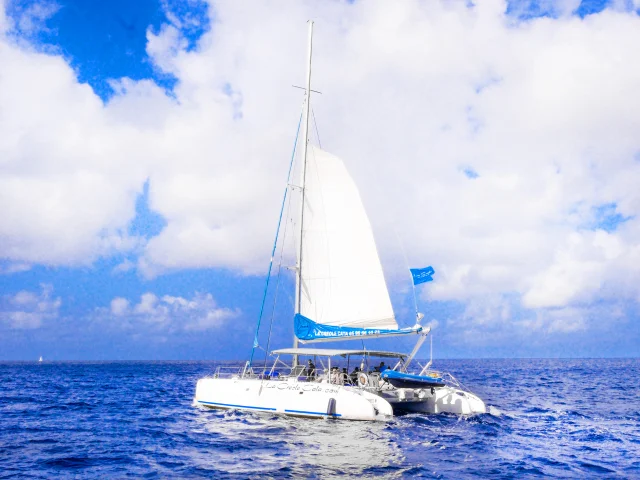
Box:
[294,314,422,343]
[410,266,435,285]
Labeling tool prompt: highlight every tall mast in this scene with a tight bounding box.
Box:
[293,20,314,363]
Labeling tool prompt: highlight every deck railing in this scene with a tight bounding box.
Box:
[209,364,457,390]
[208,364,374,386]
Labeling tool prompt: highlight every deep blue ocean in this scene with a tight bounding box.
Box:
[1,358,639,479]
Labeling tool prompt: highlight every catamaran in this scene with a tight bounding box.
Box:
[194,21,486,421]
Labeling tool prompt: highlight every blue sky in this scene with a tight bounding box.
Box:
[1,0,639,360]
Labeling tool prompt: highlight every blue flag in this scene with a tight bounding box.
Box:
[410,266,435,285]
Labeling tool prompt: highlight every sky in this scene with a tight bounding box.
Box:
[1,0,639,361]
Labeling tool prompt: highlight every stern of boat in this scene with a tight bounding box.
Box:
[432,386,486,414]
[382,386,486,415]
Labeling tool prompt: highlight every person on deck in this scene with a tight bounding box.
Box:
[379,362,387,372]
[350,366,360,383]
[306,359,316,379]
[331,367,341,384]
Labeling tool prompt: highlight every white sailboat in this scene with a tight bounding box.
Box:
[38,356,43,363]
[194,21,485,420]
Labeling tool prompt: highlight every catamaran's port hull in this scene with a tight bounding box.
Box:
[194,377,393,421]
[383,386,486,415]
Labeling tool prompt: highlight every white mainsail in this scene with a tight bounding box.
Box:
[298,145,398,331]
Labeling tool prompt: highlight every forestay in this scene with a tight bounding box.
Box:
[297,146,398,336]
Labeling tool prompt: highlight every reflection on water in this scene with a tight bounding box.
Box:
[193,407,403,477]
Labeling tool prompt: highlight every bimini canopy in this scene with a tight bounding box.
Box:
[271,348,407,359]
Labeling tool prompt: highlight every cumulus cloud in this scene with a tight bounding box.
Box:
[11,0,60,36]
[0,1,7,33]
[110,297,130,316]
[0,37,147,265]
[1,0,640,346]
[442,294,620,353]
[106,291,239,332]
[112,258,135,275]
[0,262,31,274]
[0,284,61,329]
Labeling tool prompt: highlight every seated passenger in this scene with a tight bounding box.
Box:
[379,361,387,372]
[306,359,316,379]
[350,366,360,383]
[330,367,341,384]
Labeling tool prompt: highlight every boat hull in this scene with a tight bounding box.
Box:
[195,377,393,421]
[382,386,486,415]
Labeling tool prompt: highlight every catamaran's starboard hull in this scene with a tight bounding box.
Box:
[383,386,486,415]
[194,377,393,421]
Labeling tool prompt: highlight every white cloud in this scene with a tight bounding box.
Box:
[0,262,31,274]
[0,36,147,265]
[110,297,130,316]
[522,230,618,308]
[112,258,135,274]
[104,291,239,332]
[0,284,61,329]
[13,1,60,36]
[527,307,588,334]
[1,1,640,344]
[443,294,613,351]
[0,0,9,33]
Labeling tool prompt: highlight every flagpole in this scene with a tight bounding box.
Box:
[411,273,419,321]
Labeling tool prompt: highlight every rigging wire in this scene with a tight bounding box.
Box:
[393,227,420,326]
[311,106,322,149]
[261,182,295,373]
[249,104,304,367]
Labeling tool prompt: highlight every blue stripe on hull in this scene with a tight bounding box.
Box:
[197,401,341,417]
[198,400,276,411]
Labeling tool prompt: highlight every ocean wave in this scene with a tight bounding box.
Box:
[0,359,638,478]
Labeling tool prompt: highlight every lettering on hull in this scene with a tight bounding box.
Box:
[197,400,341,417]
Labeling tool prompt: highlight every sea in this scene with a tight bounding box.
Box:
[1,358,639,479]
